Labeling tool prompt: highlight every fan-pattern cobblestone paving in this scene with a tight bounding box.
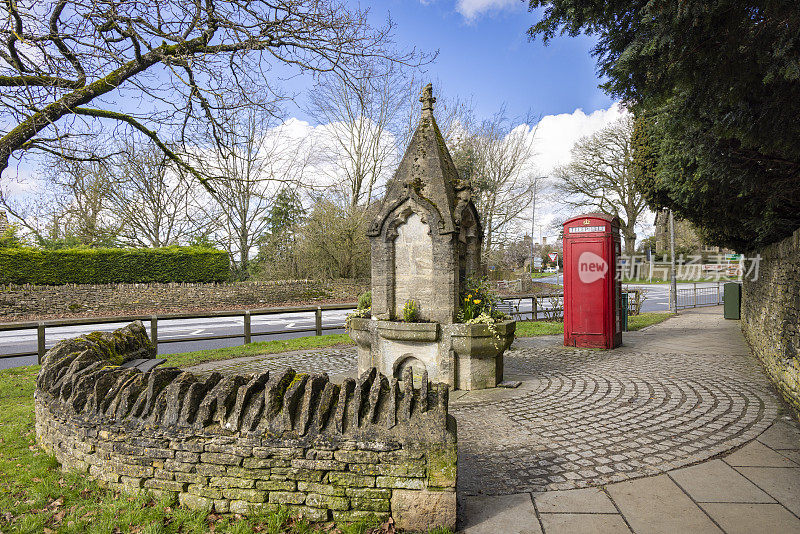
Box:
[452,347,776,494]
[186,308,779,497]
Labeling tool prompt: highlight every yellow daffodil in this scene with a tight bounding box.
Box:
[474,299,481,304]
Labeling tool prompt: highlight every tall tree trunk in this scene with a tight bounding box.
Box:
[622,226,637,256]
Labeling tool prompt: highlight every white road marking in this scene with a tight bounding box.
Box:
[286,322,295,328]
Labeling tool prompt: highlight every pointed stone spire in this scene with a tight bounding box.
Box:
[420,83,436,117]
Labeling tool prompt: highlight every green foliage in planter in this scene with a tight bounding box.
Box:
[357,290,372,311]
[460,277,502,322]
[402,299,421,323]
[0,246,229,285]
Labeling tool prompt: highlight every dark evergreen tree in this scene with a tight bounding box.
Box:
[529,0,800,250]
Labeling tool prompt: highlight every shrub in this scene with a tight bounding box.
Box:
[402,299,421,323]
[357,290,372,310]
[460,277,499,321]
[0,247,229,285]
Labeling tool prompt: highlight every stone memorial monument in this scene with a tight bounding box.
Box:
[349,84,515,390]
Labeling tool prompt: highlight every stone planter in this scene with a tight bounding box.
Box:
[348,316,373,371]
[449,320,516,390]
[377,321,440,342]
[350,318,516,391]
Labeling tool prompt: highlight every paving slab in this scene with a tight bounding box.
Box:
[756,419,800,450]
[605,474,722,534]
[458,493,541,534]
[669,459,775,503]
[723,439,799,467]
[734,467,800,516]
[699,503,800,534]
[780,450,800,464]
[539,513,631,534]
[534,488,617,514]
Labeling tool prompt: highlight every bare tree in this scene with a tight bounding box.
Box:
[108,138,204,247]
[553,115,647,254]
[306,60,412,211]
[196,107,309,277]
[452,110,540,253]
[297,197,370,279]
[0,0,417,183]
[10,150,122,246]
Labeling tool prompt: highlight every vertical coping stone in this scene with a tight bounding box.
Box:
[281,374,309,432]
[315,381,340,433]
[400,367,414,422]
[334,379,356,434]
[367,374,389,425]
[350,368,377,429]
[385,378,400,429]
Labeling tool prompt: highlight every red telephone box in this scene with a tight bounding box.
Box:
[563,213,622,349]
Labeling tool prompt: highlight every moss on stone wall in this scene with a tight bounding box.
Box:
[741,228,800,414]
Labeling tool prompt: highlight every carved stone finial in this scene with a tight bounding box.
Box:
[420,83,435,116]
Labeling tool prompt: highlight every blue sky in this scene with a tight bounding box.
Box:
[290,0,614,122]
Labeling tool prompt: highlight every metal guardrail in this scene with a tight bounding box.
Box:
[0,303,357,364]
[497,290,643,321]
[676,282,724,310]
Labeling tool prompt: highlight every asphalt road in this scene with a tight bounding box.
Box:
[0,281,723,370]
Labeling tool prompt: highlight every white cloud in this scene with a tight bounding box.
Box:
[520,103,634,238]
[456,0,522,20]
[531,103,628,175]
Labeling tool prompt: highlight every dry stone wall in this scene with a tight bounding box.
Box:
[34,322,457,531]
[741,227,800,412]
[2,279,368,321]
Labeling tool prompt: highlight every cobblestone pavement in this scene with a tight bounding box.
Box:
[186,307,780,498]
[186,347,356,380]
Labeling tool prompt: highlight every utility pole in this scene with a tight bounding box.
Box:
[529,187,536,277]
[669,209,677,313]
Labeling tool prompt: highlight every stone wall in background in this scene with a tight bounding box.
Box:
[34,322,457,531]
[741,227,800,413]
[0,279,369,321]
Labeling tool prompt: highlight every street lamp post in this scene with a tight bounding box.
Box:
[669,209,677,313]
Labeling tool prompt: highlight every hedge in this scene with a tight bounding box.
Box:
[0,247,230,285]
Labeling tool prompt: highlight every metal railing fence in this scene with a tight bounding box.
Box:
[0,303,356,364]
[676,282,724,310]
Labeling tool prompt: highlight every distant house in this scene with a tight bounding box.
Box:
[0,210,8,234]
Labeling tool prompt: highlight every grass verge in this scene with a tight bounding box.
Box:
[514,312,674,337]
[0,365,451,533]
[165,333,354,368]
[514,321,564,337]
[627,312,675,330]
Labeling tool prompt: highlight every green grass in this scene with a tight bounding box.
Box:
[0,366,448,533]
[514,321,564,337]
[627,312,675,330]
[514,312,674,337]
[165,333,354,368]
